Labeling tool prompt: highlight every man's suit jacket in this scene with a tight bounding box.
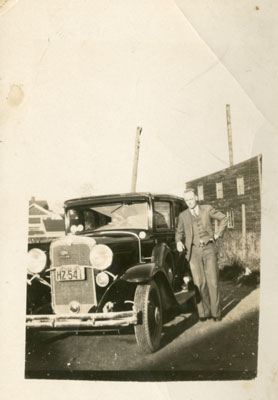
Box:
[175,204,228,261]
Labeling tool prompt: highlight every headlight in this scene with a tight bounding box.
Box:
[70,224,84,234]
[70,225,77,234]
[27,248,47,274]
[89,244,113,270]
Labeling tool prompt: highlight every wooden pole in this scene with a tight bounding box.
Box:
[131,127,142,192]
[226,104,234,166]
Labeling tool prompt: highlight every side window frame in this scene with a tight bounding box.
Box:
[153,200,173,231]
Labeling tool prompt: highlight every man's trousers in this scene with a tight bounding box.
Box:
[189,243,221,318]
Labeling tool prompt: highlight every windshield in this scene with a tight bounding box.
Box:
[66,200,149,233]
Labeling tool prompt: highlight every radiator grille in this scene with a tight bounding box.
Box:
[50,237,97,313]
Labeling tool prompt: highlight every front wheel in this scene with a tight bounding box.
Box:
[134,280,163,354]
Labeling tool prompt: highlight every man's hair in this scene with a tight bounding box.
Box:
[184,188,197,196]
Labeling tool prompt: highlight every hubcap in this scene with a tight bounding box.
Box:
[148,291,161,337]
[154,306,161,325]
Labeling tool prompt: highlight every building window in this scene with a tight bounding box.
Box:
[227,210,234,228]
[216,182,223,199]
[29,217,41,224]
[197,185,204,201]
[237,176,245,195]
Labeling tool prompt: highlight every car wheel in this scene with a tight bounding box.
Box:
[134,280,163,354]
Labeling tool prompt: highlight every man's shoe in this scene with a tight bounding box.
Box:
[199,317,207,322]
[212,317,222,322]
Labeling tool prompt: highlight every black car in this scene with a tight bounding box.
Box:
[26,192,196,353]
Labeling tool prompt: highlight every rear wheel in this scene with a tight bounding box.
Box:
[134,280,163,353]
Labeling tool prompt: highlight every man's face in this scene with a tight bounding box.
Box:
[184,191,198,209]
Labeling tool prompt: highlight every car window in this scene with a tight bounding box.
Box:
[154,201,171,229]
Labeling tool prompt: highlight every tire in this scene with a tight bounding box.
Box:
[134,280,163,354]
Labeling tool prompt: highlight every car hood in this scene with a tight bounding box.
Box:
[85,230,140,248]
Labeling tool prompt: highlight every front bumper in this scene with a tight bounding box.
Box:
[26,310,138,330]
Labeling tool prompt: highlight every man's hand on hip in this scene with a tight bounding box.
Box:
[176,241,185,252]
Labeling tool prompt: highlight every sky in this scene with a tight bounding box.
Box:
[1,0,277,212]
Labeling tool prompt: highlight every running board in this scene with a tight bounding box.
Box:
[174,289,195,306]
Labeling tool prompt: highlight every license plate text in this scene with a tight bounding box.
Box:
[56,266,85,282]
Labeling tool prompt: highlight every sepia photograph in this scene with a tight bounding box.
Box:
[1,0,278,398]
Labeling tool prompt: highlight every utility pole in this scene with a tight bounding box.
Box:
[131,126,142,192]
[226,104,234,166]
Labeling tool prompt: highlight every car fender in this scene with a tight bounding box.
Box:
[152,242,175,282]
[95,264,159,312]
[120,262,159,283]
[152,242,174,267]
[151,243,177,309]
[120,242,175,291]
[96,262,160,312]
[120,256,177,311]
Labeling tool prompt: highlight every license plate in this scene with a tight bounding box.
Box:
[56,265,85,282]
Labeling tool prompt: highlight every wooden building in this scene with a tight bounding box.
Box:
[28,197,65,244]
[185,155,262,270]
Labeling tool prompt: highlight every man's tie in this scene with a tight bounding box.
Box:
[192,208,198,217]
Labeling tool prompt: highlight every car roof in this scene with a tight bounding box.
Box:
[64,192,185,207]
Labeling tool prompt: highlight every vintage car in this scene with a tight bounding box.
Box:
[26,192,196,353]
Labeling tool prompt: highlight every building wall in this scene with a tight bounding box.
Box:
[186,155,262,270]
[28,203,64,241]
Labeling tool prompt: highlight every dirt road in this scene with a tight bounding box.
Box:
[25,281,259,381]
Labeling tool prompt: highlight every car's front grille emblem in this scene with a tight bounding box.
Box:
[59,250,70,258]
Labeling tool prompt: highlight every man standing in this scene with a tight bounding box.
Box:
[176,188,228,322]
